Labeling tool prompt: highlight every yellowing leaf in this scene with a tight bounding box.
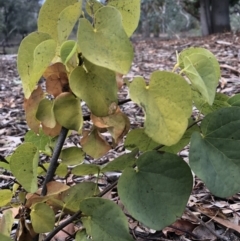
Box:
[54,92,83,131]
[31,39,57,85]
[107,0,141,37]
[0,190,12,207]
[38,0,78,41]
[58,2,82,44]
[10,143,39,193]
[80,128,111,159]
[72,164,100,176]
[85,0,103,16]
[46,181,70,196]
[77,6,133,74]
[30,203,55,233]
[130,71,192,146]
[69,61,118,117]
[0,210,14,236]
[17,32,51,98]
[23,86,44,133]
[42,122,62,137]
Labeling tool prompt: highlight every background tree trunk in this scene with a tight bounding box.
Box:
[199,0,211,35]
[211,0,231,33]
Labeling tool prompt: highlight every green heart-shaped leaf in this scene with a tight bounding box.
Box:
[77,6,133,74]
[36,99,56,128]
[118,151,193,230]
[54,93,83,131]
[183,54,218,105]
[179,48,220,105]
[81,198,134,241]
[228,93,240,107]
[10,143,39,193]
[30,203,55,233]
[60,182,99,212]
[72,164,100,176]
[60,146,85,165]
[189,106,240,197]
[179,47,220,80]
[60,40,78,65]
[193,90,230,115]
[24,129,51,151]
[101,148,138,172]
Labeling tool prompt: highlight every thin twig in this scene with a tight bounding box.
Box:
[97,179,118,197]
[45,178,119,240]
[41,127,68,196]
[44,211,82,241]
[169,224,199,239]
[185,208,230,241]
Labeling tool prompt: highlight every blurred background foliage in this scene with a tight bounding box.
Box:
[0,0,240,54]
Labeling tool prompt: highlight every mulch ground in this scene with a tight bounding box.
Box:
[1,32,240,241]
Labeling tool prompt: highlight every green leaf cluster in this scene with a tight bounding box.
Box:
[2,0,240,240]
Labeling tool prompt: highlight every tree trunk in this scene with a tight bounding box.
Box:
[211,0,231,33]
[199,0,211,36]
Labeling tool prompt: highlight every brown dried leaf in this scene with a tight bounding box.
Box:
[201,211,240,233]
[43,63,70,97]
[23,86,44,133]
[80,128,111,159]
[25,193,48,208]
[192,221,216,240]
[91,107,130,144]
[46,181,70,196]
[116,72,124,89]
[16,217,37,241]
[162,219,196,236]
[42,122,62,137]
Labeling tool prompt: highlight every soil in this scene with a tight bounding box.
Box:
[0,32,240,241]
